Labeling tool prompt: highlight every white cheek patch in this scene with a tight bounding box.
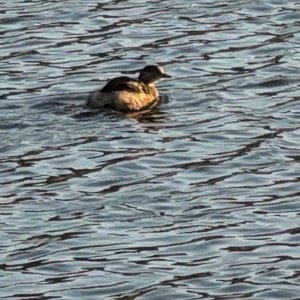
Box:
[156,65,165,74]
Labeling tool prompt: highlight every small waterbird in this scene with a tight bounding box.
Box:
[86,64,171,112]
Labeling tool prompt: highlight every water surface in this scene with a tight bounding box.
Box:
[1,0,300,299]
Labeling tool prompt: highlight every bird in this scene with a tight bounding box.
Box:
[86,64,171,112]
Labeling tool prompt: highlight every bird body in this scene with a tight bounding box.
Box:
[86,65,171,112]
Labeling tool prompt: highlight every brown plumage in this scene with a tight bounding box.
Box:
[86,64,171,112]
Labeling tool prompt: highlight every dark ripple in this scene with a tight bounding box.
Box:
[2,0,300,299]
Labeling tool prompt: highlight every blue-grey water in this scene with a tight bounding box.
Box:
[1,1,300,299]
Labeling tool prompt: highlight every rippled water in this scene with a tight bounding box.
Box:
[2,0,300,299]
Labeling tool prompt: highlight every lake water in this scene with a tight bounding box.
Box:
[1,1,300,299]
